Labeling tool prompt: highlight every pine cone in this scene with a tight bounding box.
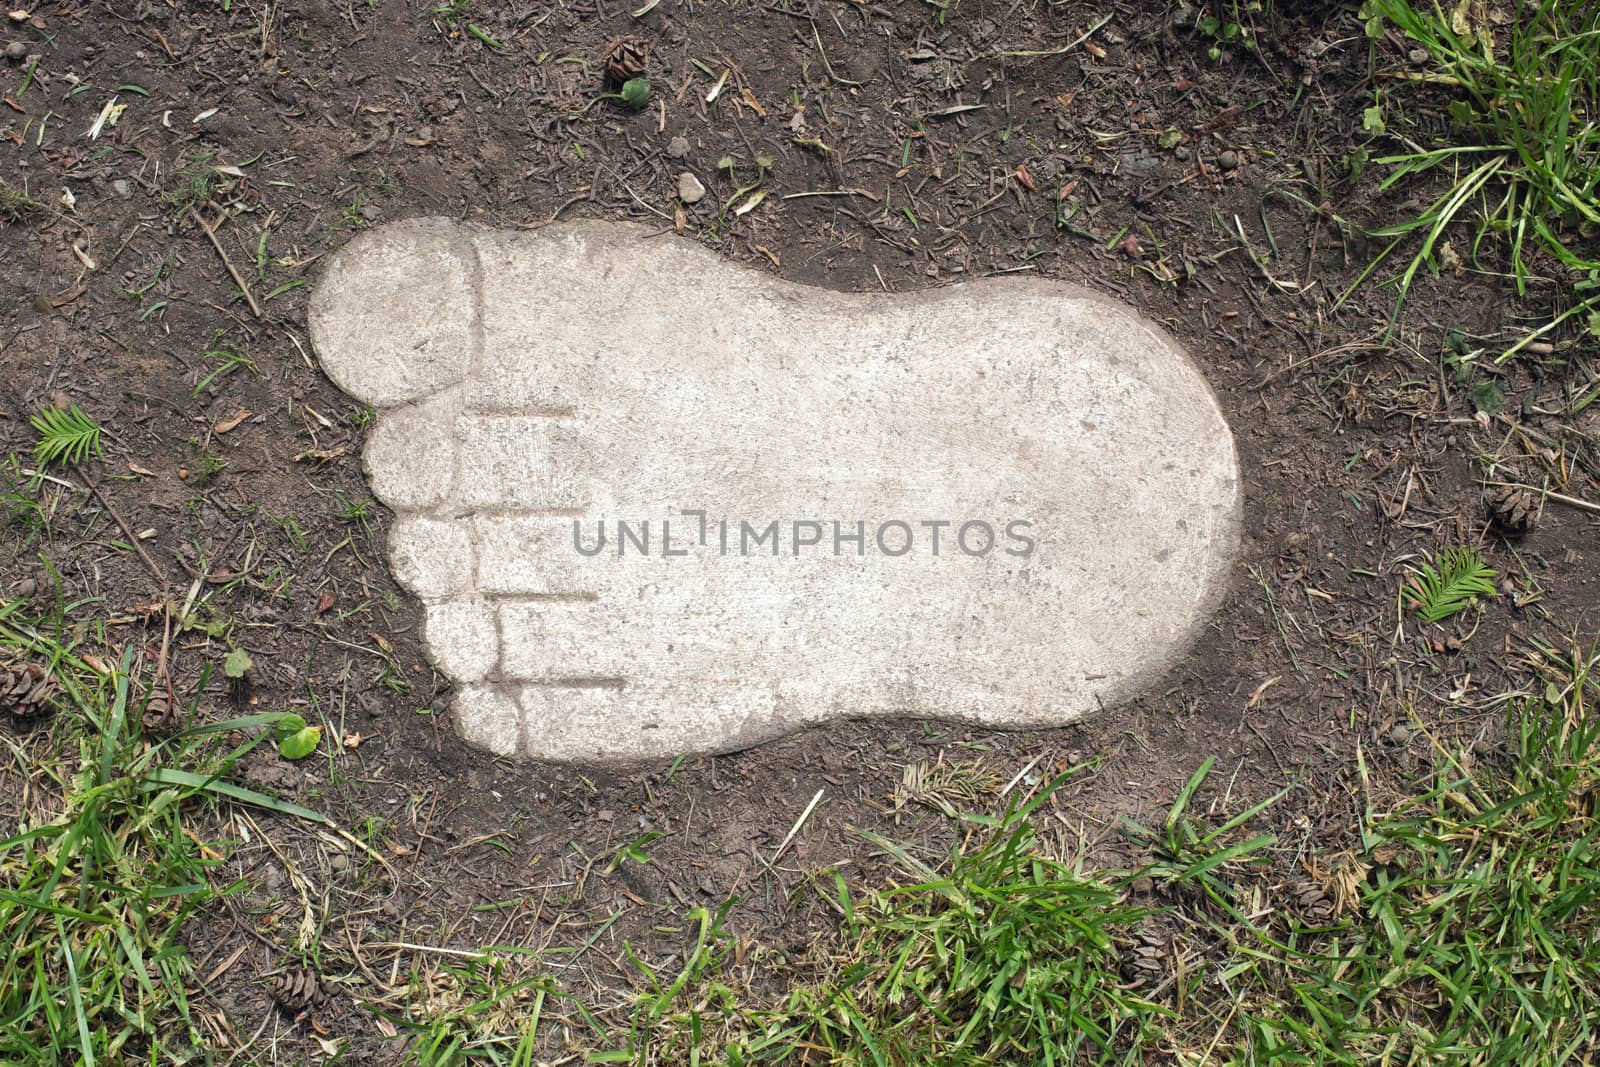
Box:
[600,35,647,83]
[140,687,177,736]
[1485,484,1537,536]
[1120,924,1169,988]
[270,966,328,1015]
[1294,881,1336,924]
[1,662,58,722]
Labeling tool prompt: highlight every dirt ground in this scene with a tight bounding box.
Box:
[2,0,1598,1061]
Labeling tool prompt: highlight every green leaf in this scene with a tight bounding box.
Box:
[1362,105,1386,135]
[1447,99,1477,128]
[619,77,650,109]
[1470,380,1504,414]
[31,405,104,467]
[224,647,252,679]
[275,715,322,760]
[272,713,307,743]
[1402,547,1498,623]
[1158,128,1182,149]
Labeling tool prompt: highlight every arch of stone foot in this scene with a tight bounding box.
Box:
[308,218,1241,763]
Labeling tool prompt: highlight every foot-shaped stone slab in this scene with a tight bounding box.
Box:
[309,219,1240,762]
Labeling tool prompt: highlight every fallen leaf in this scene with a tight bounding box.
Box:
[1016,164,1036,192]
[739,87,767,117]
[754,244,781,268]
[316,590,336,614]
[370,632,394,655]
[343,731,363,750]
[214,408,251,434]
[49,284,87,307]
[127,461,156,477]
[734,188,767,216]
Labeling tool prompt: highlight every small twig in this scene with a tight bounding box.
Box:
[188,205,263,319]
[78,464,167,592]
[772,788,825,863]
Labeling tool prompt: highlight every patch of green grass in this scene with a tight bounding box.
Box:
[0,600,330,1064]
[1353,0,1600,357]
[1228,643,1600,1064]
[166,154,220,211]
[192,344,261,397]
[599,773,1168,1067]
[383,947,588,1066]
[599,650,1600,1064]
[0,179,43,224]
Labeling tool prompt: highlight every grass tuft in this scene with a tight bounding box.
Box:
[1353,0,1600,357]
[0,180,43,224]
[0,600,329,1064]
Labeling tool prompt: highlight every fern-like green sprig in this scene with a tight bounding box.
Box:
[31,405,104,468]
[1403,547,1498,623]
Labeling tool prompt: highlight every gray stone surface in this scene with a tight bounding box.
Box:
[309,218,1241,763]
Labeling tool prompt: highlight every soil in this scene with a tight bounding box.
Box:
[1,0,1597,1061]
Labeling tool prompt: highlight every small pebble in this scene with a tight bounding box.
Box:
[1129,876,1154,895]
[328,853,351,874]
[112,179,131,198]
[665,135,690,159]
[1471,736,1494,757]
[16,578,36,598]
[1387,724,1411,746]
[3,41,25,61]
[676,171,706,204]
[1217,150,1240,172]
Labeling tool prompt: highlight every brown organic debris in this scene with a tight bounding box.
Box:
[1,661,57,721]
[600,35,647,83]
[270,966,329,1016]
[1485,484,1538,536]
